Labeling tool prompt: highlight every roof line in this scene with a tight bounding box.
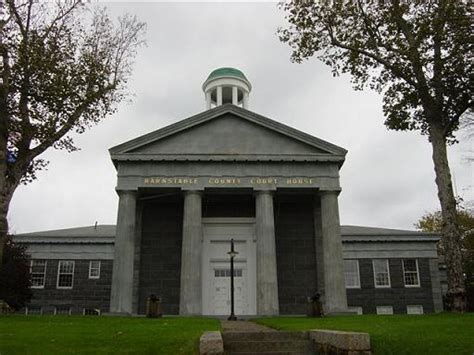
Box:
[109,104,348,158]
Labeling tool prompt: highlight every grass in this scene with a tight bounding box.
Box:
[254,313,474,355]
[0,315,220,355]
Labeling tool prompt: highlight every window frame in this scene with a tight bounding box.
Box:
[88,260,101,279]
[30,259,47,289]
[376,305,394,315]
[56,260,75,289]
[406,305,424,315]
[54,306,71,315]
[372,259,391,288]
[402,259,421,288]
[343,259,361,289]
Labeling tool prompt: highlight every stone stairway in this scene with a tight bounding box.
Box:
[222,330,315,355]
[220,320,315,355]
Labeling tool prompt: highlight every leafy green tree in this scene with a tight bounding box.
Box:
[0,235,31,310]
[0,1,145,269]
[279,0,472,311]
[416,205,474,309]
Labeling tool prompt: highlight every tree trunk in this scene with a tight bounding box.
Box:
[429,122,466,312]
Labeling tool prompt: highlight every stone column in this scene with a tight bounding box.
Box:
[179,190,203,315]
[429,259,444,313]
[110,190,137,314]
[319,190,348,314]
[232,86,238,105]
[255,190,279,315]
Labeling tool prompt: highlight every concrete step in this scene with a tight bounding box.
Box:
[224,340,314,353]
[223,331,309,342]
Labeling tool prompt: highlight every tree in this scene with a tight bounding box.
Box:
[0,235,31,310]
[279,0,472,311]
[0,1,146,268]
[416,205,474,310]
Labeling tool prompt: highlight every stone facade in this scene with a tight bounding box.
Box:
[138,197,183,314]
[26,259,112,314]
[347,258,434,314]
[275,195,318,314]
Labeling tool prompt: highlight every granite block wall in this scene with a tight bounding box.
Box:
[28,259,113,314]
[137,197,184,315]
[346,258,435,314]
[274,195,318,314]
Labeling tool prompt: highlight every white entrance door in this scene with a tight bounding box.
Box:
[202,218,256,316]
[211,266,246,315]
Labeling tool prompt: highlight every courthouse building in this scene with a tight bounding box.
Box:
[14,68,443,316]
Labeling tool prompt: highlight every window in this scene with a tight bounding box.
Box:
[214,269,242,277]
[373,259,391,288]
[83,308,101,316]
[30,260,47,288]
[344,260,360,288]
[25,306,42,315]
[57,261,75,289]
[376,306,393,315]
[348,306,363,315]
[54,306,71,315]
[403,259,420,287]
[89,261,101,279]
[407,305,424,314]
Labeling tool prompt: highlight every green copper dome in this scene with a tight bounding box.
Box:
[206,67,248,82]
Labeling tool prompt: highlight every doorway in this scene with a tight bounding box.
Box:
[202,218,257,316]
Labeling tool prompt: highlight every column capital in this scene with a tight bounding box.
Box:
[254,189,276,195]
[319,189,341,196]
[115,189,137,197]
[182,189,203,196]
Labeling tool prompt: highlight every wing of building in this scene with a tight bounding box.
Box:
[13,68,444,316]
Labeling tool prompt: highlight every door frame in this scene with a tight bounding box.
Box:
[201,218,256,316]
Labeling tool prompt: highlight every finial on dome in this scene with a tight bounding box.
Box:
[202,67,252,110]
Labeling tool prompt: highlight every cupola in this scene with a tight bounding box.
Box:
[202,67,251,109]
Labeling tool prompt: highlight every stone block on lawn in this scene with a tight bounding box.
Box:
[199,331,224,355]
[309,329,371,354]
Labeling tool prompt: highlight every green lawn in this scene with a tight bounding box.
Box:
[0,315,220,355]
[254,313,474,355]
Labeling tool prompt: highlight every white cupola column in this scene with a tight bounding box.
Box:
[216,86,223,106]
[232,86,238,105]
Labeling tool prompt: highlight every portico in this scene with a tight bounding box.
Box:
[109,68,349,316]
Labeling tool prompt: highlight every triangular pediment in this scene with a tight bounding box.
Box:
[110,104,346,163]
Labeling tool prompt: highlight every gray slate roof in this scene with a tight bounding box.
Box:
[14,224,439,243]
[340,225,439,242]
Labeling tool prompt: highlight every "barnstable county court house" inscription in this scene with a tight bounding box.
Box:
[144,177,316,186]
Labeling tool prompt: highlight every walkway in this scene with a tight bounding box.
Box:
[220,319,277,333]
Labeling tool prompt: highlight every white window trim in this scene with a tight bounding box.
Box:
[344,259,361,289]
[54,306,72,315]
[30,260,47,289]
[83,308,101,316]
[373,259,391,288]
[402,259,421,288]
[25,306,42,315]
[376,305,394,315]
[406,305,424,314]
[88,261,101,279]
[56,260,75,289]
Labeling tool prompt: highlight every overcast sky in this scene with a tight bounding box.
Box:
[9,2,473,234]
